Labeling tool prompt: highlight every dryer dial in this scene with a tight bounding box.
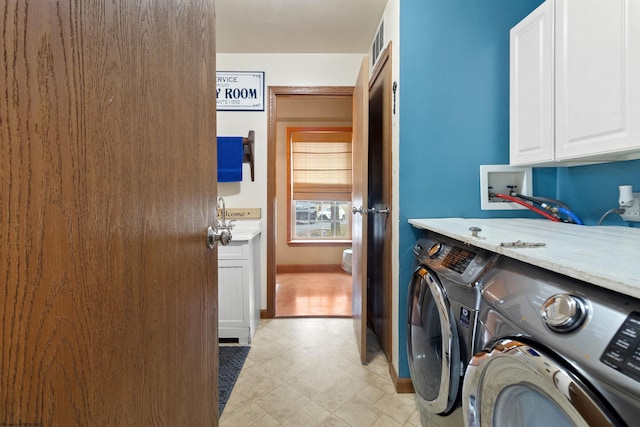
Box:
[428,242,444,259]
[541,294,588,333]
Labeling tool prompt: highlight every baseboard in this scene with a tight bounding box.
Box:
[389,362,414,394]
[277,264,344,274]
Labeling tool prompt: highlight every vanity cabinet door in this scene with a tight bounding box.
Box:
[218,260,248,330]
[217,234,260,345]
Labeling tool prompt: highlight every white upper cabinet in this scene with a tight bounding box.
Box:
[510,1,554,166]
[510,0,640,166]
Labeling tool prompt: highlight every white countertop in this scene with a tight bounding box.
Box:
[227,220,261,241]
[409,218,640,300]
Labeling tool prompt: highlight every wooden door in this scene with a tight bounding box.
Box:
[367,46,393,362]
[0,1,218,425]
[352,57,369,364]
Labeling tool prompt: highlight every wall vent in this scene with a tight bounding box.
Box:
[371,18,385,68]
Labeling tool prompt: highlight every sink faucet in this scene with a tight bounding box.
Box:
[218,197,226,225]
[217,197,234,230]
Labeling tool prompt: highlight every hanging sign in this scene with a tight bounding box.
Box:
[220,208,262,219]
[216,71,265,111]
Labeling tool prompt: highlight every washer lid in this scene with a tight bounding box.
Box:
[462,339,622,427]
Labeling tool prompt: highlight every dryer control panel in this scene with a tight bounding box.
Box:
[442,246,476,274]
[413,232,499,286]
[601,311,640,382]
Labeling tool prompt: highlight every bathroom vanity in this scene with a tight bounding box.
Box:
[218,223,261,344]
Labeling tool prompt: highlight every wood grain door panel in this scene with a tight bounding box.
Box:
[0,1,218,425]
[367,46,393,363]
[352,57,369,364]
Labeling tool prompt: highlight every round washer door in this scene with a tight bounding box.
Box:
[462,339,622,427]
[407,266,460,414]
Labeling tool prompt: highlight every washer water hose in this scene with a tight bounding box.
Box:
[508,192,584,225]
[555,206,584,225]
[493,193,561,222]
[513,193,573,212]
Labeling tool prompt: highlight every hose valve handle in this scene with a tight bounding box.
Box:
[469,227,482,238]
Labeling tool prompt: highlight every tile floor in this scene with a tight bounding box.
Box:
[220,318,420,426]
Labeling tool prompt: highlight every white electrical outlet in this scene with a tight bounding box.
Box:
[620,193,640,222]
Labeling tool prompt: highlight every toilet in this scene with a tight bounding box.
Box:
[341,248,352,273]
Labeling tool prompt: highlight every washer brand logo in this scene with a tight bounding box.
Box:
[460,307,471,329]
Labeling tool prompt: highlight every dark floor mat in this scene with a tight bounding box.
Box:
[218,346,250,416]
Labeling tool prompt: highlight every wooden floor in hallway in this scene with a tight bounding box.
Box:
[276,268,352,317]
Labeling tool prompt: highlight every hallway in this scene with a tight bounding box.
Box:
[276,269,352,317]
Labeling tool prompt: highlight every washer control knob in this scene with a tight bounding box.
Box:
[427,242,444,259]
[541,294,588,333]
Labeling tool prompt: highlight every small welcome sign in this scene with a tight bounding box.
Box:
[216,71,265,111]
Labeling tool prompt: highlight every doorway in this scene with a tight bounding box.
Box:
[265,88,354,318]
[265,50,393,361]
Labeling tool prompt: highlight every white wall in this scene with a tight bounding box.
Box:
[216,54,364,309]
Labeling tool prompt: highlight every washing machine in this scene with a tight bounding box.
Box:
[463,256,640,427]
[407,232,499,426]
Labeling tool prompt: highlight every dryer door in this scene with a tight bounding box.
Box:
[407,266,460,414]
[462,339,622,427]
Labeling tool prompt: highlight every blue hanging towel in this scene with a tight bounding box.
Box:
[217,136,243,182]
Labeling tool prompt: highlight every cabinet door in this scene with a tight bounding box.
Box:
[555,0,640,161]
[218,261,247,328]
[510,0,555,166]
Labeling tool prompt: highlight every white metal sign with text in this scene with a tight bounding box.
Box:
[216,71,265,111]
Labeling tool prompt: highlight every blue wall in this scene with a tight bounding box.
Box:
[556,161,640,225]
[397,0,640,378]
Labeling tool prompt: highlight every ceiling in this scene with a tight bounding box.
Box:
[215,0,388,54]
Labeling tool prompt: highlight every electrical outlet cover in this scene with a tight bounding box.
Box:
[620,193,640,222]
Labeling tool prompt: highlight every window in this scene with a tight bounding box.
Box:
[288,128,352,242]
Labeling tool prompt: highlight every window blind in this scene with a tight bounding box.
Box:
[290,130,353,201]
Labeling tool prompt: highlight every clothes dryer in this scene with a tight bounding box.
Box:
[463,256,640,427]
[407,232,499,426]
